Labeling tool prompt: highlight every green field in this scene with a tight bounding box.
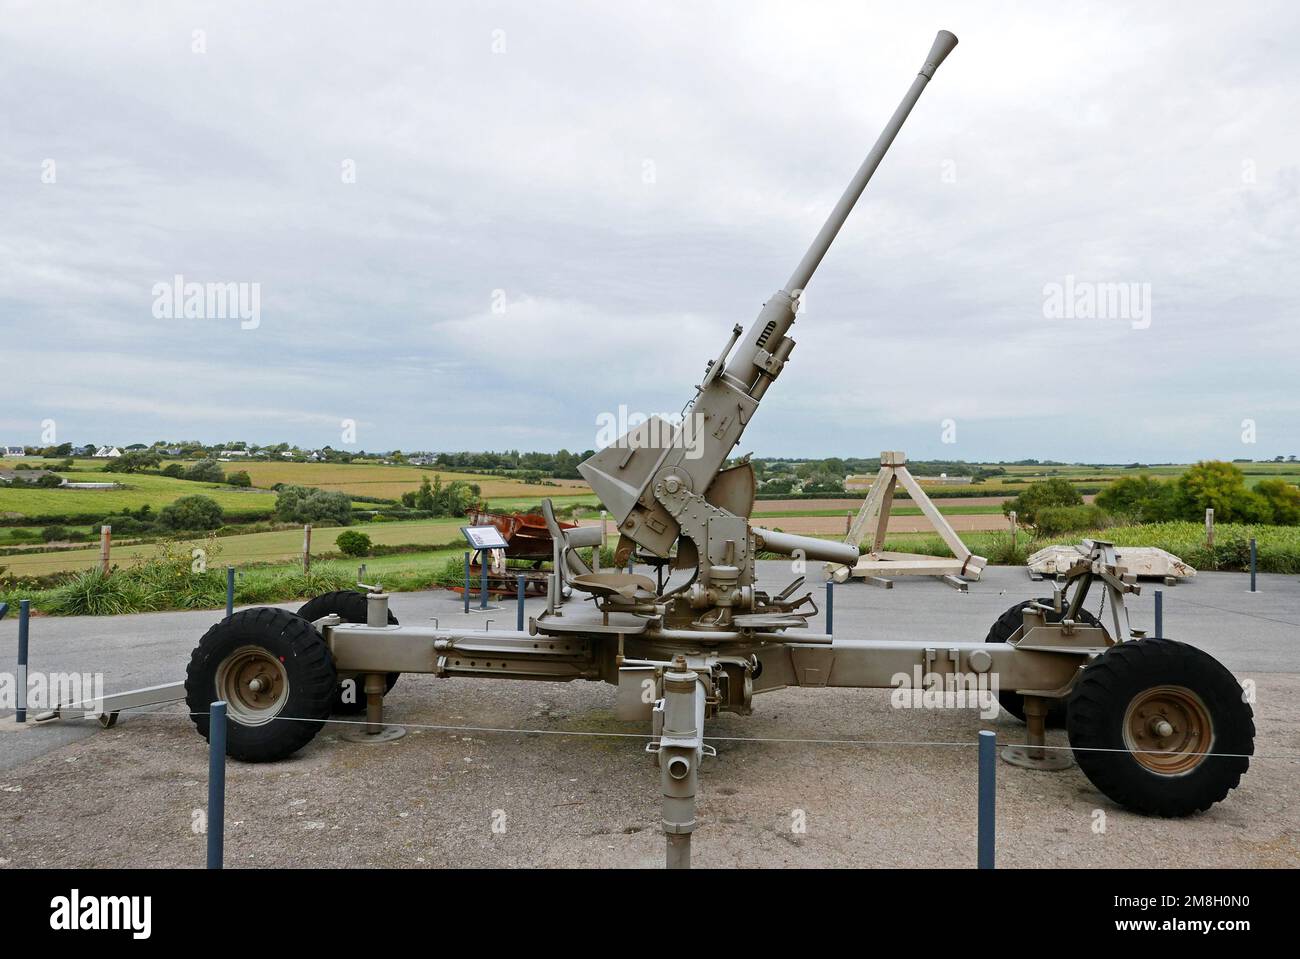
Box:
[0,469,279,522]
[0,457,594,527]
[0,518,468,577]
[4,457,1297,609]
[159,459,591,502]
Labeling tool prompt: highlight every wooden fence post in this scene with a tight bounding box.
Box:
[100,524,111,575]
[1205,508,1214,548]
[303,523,312,573]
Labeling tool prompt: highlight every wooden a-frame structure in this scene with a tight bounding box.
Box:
[827,451,987,590]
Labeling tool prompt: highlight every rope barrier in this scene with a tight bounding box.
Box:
[45,705,1294,761]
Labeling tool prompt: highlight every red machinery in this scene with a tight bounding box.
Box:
[455,507,585,596]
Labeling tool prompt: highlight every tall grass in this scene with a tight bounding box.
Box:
[879,521,1300,574]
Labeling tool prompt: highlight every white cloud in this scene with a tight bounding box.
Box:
[1,0,1297,460]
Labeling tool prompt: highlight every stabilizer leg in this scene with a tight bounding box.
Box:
[652,656,713,869]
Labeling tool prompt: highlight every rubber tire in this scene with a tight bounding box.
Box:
[296,590,400,714]
[984,597,1101,726]
[185,607,337,762]
[1067,638,1254,816]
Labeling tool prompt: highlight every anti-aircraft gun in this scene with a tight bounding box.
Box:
[179,29,1254,870]
[572,32,965,632]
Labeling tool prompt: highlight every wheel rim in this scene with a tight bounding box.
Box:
[1122,684,1213,775]
[215,645,289,726]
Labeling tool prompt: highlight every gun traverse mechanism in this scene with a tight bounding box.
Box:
[577,30,961,630]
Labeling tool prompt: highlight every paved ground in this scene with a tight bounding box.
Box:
[0,563,1297,868]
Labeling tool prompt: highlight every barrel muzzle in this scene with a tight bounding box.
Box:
[920,30,958,79]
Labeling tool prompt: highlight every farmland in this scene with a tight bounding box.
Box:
[0,458,593,526]
[161,459,590,502]
[0,518,469,578]
[0,469,279,522]
[3,456,1298,591]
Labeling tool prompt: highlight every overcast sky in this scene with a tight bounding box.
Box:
[2,0,1297,463]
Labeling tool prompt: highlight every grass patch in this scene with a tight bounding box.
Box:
[876,522,1300,574]
[0,517,469,577]
[0,539,472,616]
[0,470,276,524]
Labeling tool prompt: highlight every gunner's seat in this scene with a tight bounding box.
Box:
[539,499,657,601]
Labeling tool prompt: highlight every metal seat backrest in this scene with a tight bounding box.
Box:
[540,499,592,587]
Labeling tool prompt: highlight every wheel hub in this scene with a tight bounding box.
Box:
[215,646,289,726]
[1123,685,1213,775]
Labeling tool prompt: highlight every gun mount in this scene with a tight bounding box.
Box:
[576,30,960,631]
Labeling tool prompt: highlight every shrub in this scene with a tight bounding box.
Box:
[42,538,226,615]
[1096,475,1179,523]
[1034,504,1108,538]
[399,475,479,516]
[93,513,158,535]
[183,459,226,483]
[1003,478,1082,526]
[41,525,69,542]
[103,450,161,473]
[161,463,186,478]
[434,554,468,588]
[275,485,353,525]
[227,470,252,488]
[1174,461,1270,523]
[158,494,224,531]
[36,473,64,488]
[979,531,1032,567]
[335,530,372,557]
[1255,479,1300,526]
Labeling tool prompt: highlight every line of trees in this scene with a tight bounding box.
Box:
[1003,461,1300,534]
[1096,461,1300,526]
[427,450,594,479]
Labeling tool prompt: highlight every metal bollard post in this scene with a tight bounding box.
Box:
[463,552,471,614]
[977,732,993,868]
[1249,537,1257,593]
[207,700,227,869]
[16,600,30,723]
[516,574,526,632]
[479,548,490,609]
[978,730,995,869]
[825,581,834,635]
[225,566,235,619]
[1154,588,1163,640]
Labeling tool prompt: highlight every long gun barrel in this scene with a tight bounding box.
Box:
[785,30,958,296]
[730,29,958,403]
[579,31,957,558]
